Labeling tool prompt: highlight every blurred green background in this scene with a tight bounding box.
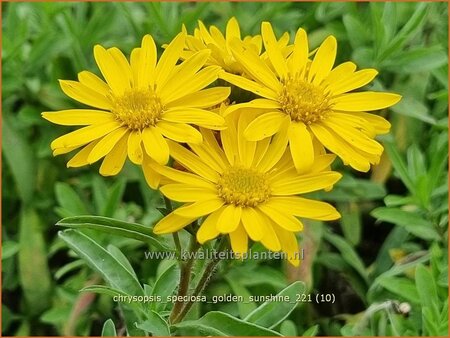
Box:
[2,1,448,336]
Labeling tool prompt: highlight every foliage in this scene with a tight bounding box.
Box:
[2,1,448,336]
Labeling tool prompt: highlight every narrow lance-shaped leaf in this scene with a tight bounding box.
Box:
[59,229,144,296]
[57,215,171,251]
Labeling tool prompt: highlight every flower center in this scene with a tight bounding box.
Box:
[217,166,271,207]
[280,76,332,124]
[111,89,163,130]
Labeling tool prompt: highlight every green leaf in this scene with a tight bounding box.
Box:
[2,241,19,260]
[102,178,126,217]
[172,311,282,336]
[55,182,89,216]
[2,115,36,204]
[371,207,440,241]
[339,202,361,245]
[151,262,179,312]
[225,276,257,318]
[384,142,415,194]
[57,215,171,250]
[415,264,439,310]
[384,46,447,74]
[101,319,117,337]
[390,96,436,125]
[107,245,138,280]
[377,276,420,303]
[303,324,319,336]
[279,320,298,336]
[59,229,144,296]
[18,207,52,315]
[135,311,170,336]
[244,281,305,329]
[225,265,287,289]
[324,232,368,283]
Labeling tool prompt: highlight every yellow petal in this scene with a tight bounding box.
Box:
[259,214,282,252]
[161,50,211,99]
[77,71,110,96]
[141,127,169,165]
[288,122,314,174]
[174,199,224,218]
[166,139,219,182]
[257,117,290,173]
[289,28,308,75]
[324,61,357,84]
[332,92,402,111]
[328,69,378,96]
[229,38,281,92]
[166,87,230,109]
[225,99,281,116]
[217,205,242,233]
[271,171,342,195]
[155,32,186,88]
[309,123,371,172]
[59,80,111,110]
[323,119,383,155]
[162,108,225,129]
[153,212,195,234]
[142,155,161,189]
[67,140,99,168]
[220,115,239,166]
[160,184,217,202]
[152,165,214,189]
[156,121,203,144]
[266,197,340,221]
[93,45,128,95]
[127,130,143,164]
[273,226,300,266]
[229,224,248,256]
[162,65,221,103]
[258,204,303,232]
[219,71,278,100]
[244,111,286,141]
[197,207,224,244]
[53,145,78,156]
[252,137,271,168]
[309,35,337,85]
[133,34,157,89]
[51,121,120,150]
[99,133,128,176]
[189,129,227,173]
[241,207,266,241]
[107,47,133,90]
[327,113,377,138]
[261,22,288,79]
[237,112,257,167]
[353,112,391,134]
[226,17,241,40]
[42,109,113,126]
[88,128,128,164]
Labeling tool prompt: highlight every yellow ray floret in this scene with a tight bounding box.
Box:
[152,113,342,266]
[42,33,230,187]
[219,22,401,173]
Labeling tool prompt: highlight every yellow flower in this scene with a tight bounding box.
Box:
[152,113,342,266]
[42,33,230,188]
[182,17,262,75]
[220,22,402,173]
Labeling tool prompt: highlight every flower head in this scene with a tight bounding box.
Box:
[182,17,262,75]
[220,22,401,172]
[152,113,341,266]
[43,33,229,187]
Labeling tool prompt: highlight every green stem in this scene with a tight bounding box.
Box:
[169,235,200,323]
[172,238,227,324]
